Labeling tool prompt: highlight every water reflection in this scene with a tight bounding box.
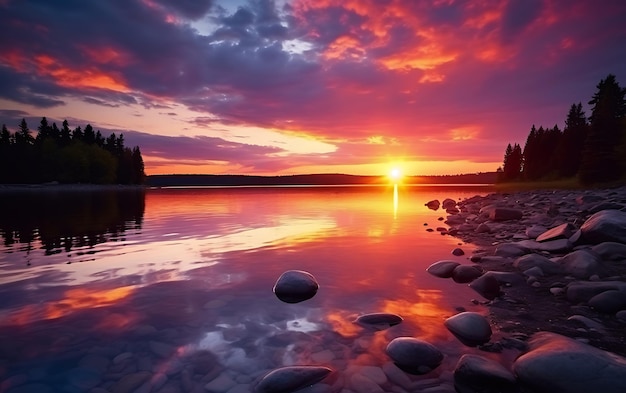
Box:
[0,189,145,256]
[0,185,505,392]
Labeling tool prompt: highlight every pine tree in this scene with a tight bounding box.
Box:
[579,74,626,184]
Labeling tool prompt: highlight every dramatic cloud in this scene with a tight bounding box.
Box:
[1,0,625,175]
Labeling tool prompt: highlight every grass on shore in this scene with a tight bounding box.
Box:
[493,177,583,191]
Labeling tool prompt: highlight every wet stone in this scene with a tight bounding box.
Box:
[444,312,492,347]
[426,260,461,278]
[452,247,465,256]
[354,313,403,330]
[453,354,515,393]
[273,270,319,303]
[255,366,333,393]
[451,265,483,283]
[386,337,443,375]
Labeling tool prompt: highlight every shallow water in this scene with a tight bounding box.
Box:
[0,185,516,392]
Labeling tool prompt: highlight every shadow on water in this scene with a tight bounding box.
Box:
[0,189,145,256]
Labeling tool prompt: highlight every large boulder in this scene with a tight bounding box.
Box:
[386,337,443,375]
[273,270,319,303]
[444,312,492,346]
[580,209,626,244]
[588,290,626,314]
[513,332,626,393]
[454,354,516,393]
[256,366,332,393]
[556,249,603,279]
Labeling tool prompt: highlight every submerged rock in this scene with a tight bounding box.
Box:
[355,313,403,330]
[513,332,626,393]
[444,312,492,346]
[256,366,332,393]
[386,337,443,375]
[273,270,319,303]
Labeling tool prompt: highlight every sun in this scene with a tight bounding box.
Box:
[389,167,403,182]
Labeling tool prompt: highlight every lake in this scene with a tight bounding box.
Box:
[0,185,510,393]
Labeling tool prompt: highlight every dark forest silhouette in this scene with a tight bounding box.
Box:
[499,74,626,185]
[0,118,146,184]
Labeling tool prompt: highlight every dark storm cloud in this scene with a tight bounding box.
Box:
[0,66,66,107]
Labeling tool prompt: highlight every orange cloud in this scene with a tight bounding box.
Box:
[35,54,130,92]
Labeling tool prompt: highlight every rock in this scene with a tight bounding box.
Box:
[453,354,515,393]
[66,367,102,390]
[567,315,606,331]
[513,332,626,393]
[516,238,573,253]
[149,341,175,358]
[255,366,332,393]
[494,243,530,257]
[536,222,576,242]
[386,337,443,375]
[382,362,412,389]
[589,290,626,314]
[525,225,548,239]
[442,198,457,209]
[426,261,460,278]
[489,208,523,221]
[591,242,626,261]
[468,274,501,300]
[425,200,440,210]
[444,312,492,346]
[556,249,603,279]
[617,310,626,322]
[476,223,491,233]
[514,254,561,275]
[273,270,319,303]
[451,265,483,283]
[355,313,403,330]
[580,209,626,244]
[451,247,465,256]
[566,281,626,303]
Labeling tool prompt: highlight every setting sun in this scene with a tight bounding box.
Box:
[389,167,403,182]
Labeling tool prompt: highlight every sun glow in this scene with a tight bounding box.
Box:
[389,167,403,183]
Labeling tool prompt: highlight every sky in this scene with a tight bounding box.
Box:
[1,0,625,177]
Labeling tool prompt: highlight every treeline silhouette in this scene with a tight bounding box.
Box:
[499,74,626,185]
[0,117,146,184]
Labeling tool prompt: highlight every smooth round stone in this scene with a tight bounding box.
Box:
[255,366,332,393]
[589,290,626,314]
[468,273,501,300]
[355,313,403,330]
[454,354,515,393]
[580,209,626,244]
[451,265,483,283]
[452,248,465,256]
[426,261,460,278]
[273,270,319,303]
[513,332,626,393]
[385,337,443,375]
[444,312,492,346]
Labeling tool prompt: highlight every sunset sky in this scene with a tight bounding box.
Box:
[1,0,625,176]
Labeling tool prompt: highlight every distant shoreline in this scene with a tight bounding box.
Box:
[0,183,146,193]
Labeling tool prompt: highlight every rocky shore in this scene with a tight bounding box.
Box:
[424,185,626,392]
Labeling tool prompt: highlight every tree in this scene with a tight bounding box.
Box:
[14,118,33,145]
[61,120,72,145]
[501,143,522,181]
[579,74,626,184]
[555,103,588,177]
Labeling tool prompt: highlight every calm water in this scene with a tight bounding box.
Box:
[0,185,510,393]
